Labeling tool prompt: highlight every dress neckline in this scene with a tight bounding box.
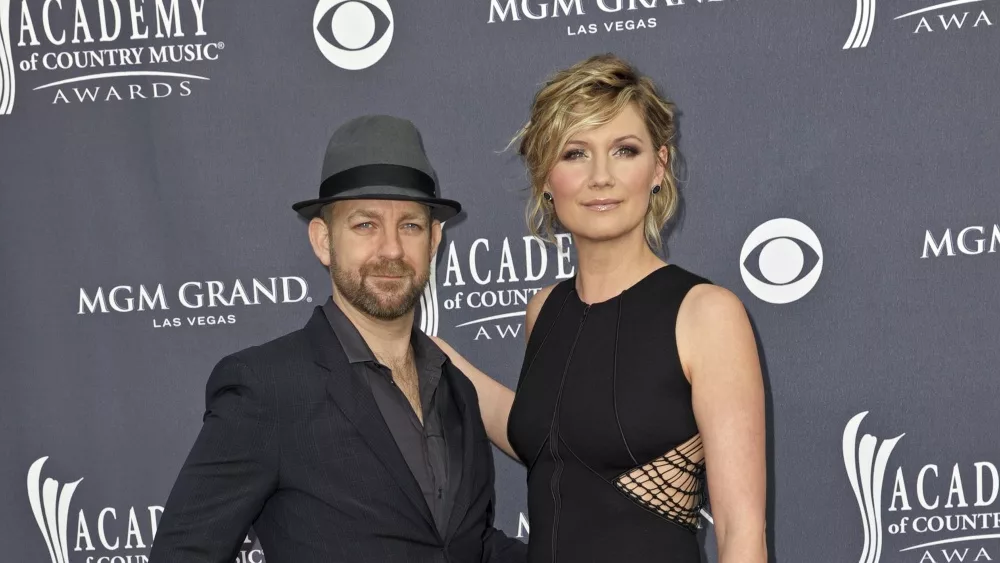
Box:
[570,264,675,307]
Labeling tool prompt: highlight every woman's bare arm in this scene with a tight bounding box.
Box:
[431,285,555,461]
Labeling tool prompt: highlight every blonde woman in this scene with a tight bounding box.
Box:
[435,54,766,563]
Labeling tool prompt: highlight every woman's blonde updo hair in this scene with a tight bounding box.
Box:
[512,53,681,252]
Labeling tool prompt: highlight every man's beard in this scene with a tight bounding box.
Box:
[329,250,429,321]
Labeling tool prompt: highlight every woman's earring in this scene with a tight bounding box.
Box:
[651,185,661,194]
[543,192,554,202]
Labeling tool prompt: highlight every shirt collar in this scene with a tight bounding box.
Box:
[322,297,447,371]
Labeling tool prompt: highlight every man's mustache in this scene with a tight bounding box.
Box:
[362,260,415,278]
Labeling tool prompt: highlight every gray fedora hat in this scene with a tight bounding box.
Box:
[293,115,462,221]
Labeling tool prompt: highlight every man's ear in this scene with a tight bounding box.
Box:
[430,219,443,258]
[308,217,332,267]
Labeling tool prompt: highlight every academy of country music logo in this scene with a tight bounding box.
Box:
[843,0,996,49]
[844,412,1000,563]
[487,0,727,38]
[313,0,393,70]
[76,275,312,328]
[739,218,823,305]
[28,456,163,563]
[419,234,575,340]
[0,0,223,115]
[921,222,1000,258]
[27,456,264,563]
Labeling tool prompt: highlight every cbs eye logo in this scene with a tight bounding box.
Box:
[740,218,823,304]
[313,0,394,70]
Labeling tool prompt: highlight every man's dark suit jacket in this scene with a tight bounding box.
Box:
[149,306,527,563]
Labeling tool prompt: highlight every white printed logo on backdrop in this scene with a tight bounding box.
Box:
[1,0,15,114]
[77,275,312,329]
[1,0,224,114]
[921,222,1000,258]
[844,412,905,563]
[27,456,259,563]
[488,0,727,39]
[843,412,1000,563]
[28,457,83,563]
[419,234,574,340]
[740,218,823,304]
[843,0,996,49]
[313,0,393,70]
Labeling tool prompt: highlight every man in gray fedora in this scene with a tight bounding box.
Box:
[150,115,527,563]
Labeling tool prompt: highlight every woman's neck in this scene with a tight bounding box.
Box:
[571,226,666,305]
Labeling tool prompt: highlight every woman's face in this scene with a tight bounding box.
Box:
[545,103,666,244]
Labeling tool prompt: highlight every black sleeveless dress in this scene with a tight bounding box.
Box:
[507,265,711,563]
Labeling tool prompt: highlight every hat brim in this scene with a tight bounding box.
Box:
[293,194,461,222]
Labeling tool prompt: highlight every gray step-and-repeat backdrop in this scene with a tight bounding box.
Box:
[2,0,998,562]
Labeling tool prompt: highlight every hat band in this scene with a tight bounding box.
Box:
[320,164,436,200]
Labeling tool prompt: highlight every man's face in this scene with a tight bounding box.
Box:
[310,199,441,320]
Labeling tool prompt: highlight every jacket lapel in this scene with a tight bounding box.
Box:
[303,307,436,531]
[443,361,477,539]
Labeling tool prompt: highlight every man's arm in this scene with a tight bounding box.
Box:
[149,354,280,562]
[481,512,528,563]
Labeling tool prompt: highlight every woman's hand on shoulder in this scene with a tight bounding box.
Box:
[429,335,460,361]
[429,335,520,461]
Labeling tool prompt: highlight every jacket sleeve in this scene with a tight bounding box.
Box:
[481,516,528,563]
[149,354,279,563]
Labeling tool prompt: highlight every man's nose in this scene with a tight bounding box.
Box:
[377,228,405,260]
